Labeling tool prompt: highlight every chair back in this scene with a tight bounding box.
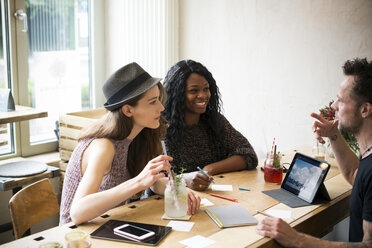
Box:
[9,178,59,239]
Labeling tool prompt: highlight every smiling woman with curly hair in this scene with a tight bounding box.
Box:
[162,59,258,191]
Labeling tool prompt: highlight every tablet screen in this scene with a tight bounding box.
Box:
[281,153,330,203]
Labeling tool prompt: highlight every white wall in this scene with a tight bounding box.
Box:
[179,0,372,159]
[103,0,178,104]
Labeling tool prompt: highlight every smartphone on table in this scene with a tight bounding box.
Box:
[113,224,155,240]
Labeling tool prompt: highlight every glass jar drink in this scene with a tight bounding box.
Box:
[164,177,188,218]
[67,240,91,248]
[38,242,63,248]
[65,230,89,242]
[264,152,283,184]
[65,230,90,248]
[312,141,326,160]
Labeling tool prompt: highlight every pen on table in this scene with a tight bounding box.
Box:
[256,210,274,218]
[196,166,215,184]
[209,193,238,202]
[238,186,251,191]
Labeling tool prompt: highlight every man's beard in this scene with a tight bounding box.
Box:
[338,114,363,135]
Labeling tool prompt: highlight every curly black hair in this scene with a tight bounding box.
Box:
[163,60,223,142]
[343,57,372,105]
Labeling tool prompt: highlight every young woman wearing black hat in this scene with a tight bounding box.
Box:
[60,62,200,225]
[162,60,258,191]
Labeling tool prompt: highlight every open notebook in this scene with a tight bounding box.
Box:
[204,205,258,228]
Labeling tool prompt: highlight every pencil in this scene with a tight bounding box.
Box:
[256,210,274,218]
[196,166,216,184]
[210,193,238,202]
[238,186,251,191]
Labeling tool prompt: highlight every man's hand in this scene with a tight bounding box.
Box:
[183,171,213,191]
[256,217,301,248]
[311,113,339,144]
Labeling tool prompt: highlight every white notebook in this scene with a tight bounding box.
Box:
[204,205,258,228]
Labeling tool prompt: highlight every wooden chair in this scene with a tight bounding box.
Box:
[9,178,59,239]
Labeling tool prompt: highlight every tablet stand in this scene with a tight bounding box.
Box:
[312,182,331,204]
[262,182,331,208]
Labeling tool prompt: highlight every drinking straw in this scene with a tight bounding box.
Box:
[269,137,276,166]
[316,141,319,154]
[273,145,277,166]
[161,140,179,209]
[270,137,276,156]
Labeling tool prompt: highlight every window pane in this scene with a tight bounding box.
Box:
[26,0,90,143]
[0,1,15,155]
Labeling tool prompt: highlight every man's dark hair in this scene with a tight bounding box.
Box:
[343,58,372,105]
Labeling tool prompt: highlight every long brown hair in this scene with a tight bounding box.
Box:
[79,82,167,177]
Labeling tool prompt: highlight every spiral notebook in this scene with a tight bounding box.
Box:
[204,205,258,228]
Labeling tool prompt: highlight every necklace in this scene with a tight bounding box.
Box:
[360,145,372,158]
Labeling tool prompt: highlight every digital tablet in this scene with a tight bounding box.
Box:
[91,220,172,246]
[281,152,330,203]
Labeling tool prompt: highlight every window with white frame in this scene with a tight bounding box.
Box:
[0,0,92,158]
[0,0,178,158]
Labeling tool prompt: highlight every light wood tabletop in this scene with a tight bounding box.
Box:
[1,147,352,248]
[0,153,61,192]
[0,105,47,124]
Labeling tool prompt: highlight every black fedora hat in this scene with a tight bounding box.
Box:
[103,62,161,111]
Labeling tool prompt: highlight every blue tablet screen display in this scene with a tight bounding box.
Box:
[283,155,329,203]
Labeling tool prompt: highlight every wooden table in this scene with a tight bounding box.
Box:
[0,104,47,148]
[0,105,48,125]
[0,105,52,194]
[0,153,61,193]
[0,155,61,235]
[0,165,60,192]
[1,147,352,248]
